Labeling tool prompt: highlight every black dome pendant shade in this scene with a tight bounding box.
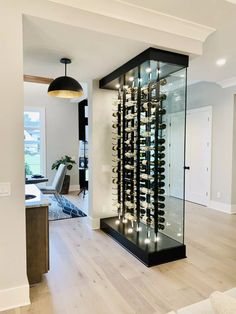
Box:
[48,58,83,98]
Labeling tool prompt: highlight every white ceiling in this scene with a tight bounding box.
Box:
[23,16,149,82]
[23,1,236,86]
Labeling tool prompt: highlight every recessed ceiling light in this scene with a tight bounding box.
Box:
[216,58,226,66]
[129,76,134,82]
[115,84,120,89]
[145,67,152,73]
[154,236,160,242]
[144,238,151,244]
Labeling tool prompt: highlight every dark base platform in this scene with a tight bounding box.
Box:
[100,217,186,267]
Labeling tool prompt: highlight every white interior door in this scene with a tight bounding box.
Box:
[168,113,185,199]
[185,107,212,206]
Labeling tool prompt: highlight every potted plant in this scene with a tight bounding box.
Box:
[52,155,76,194]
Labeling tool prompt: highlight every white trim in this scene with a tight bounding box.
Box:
[0,284,30,312]
[87,216,100,229]
[49,0,215,42]
[69,184,80,192]
[217,76,236,88]
[24,107,46,176]
[209,200,236,214]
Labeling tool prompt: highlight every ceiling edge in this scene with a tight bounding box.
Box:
[48,0,215,42]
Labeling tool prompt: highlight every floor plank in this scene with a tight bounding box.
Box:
[2,200,236,314]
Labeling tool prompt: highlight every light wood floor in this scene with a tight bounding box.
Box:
[3,200,236,314]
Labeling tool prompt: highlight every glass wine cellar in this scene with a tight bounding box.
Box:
[100,48,189,266]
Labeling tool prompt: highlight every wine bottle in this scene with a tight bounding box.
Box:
[112,134,121,139]
[125,113,137,120]
[139,152,165,162]
[124,139,131,145]
[152,181,165,188]
[158,108,166,115]
[112,202,121,209]
[156,167,165,173]
[153,202,165,209]
[125,201,135,209]
[140,187,154,195]
[140,201,154,210]
[158,209,165,216]
[150,79,167,90]
[160,78,167,86]
[126,189,136,196]
[158,196,165,202]
[112,167,118,173]
[124,165,134,170]
[140,195,147,202]
[158,224,165,230]
[140,145,165,152]
[125,126,136,132]
[125,152,136,158]
[156,217,165,223]
[142,102,156,110]
[112,157,121,163]
[140,173,154,181]
[157,153,165,159]
[141,160,165,167]
[140,131,154,138]
[140,138,165,145]
[112,145,118,151]
[112,112,119,117]
[157,94,167,101]
[141,87,149,95]
[140,117,155,124]
[158,123,166,130]
[112,100,121,106]
[125,101,136,108]
[112,178,119,184]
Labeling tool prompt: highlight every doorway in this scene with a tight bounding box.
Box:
[168,106,212,206]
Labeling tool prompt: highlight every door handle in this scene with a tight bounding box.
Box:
[184,166,190,170]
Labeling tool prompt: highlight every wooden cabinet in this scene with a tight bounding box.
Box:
[26,205,49,284]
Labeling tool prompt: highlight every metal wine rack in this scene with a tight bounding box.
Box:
[111,73,168,241]
[101,47,188,266]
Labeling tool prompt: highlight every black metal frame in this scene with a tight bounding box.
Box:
[99,48,189,90]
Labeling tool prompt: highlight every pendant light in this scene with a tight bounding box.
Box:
[48,58,83,98]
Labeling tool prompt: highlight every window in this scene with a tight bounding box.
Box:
[24,108,45,176]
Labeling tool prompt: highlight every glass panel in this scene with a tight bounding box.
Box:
[111,58,187,249]
[160,68,186,243]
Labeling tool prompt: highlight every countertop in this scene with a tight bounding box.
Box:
[25,184,50,208]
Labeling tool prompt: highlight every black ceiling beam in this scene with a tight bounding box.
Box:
[99,47,189,89]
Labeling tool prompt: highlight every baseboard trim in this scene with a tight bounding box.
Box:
[0,284,30,312]
[87,216,100,229]
[209,200,236,214]
[69,184,80,192]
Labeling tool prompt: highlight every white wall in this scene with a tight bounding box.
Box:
[24,82,79,189]
[0,2,30,311]
[88,80,116,228]
[0,0,220,311]
[188,82,236,211]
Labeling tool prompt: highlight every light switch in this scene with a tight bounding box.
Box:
[0,183,11,196]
